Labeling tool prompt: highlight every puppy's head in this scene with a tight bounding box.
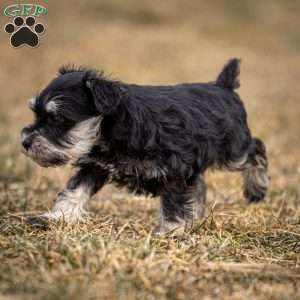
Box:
[21,66,123,167]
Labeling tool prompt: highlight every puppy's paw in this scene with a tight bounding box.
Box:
[244,189,267,203]
[157,221,188,237]
[26,215,50,229]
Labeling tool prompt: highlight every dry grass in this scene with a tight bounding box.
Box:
[0,1,300,299]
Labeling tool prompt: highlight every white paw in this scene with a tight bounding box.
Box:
[158,220,187,236]
[42,198,88,223]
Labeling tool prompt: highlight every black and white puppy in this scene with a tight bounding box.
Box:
[21,59,269,233]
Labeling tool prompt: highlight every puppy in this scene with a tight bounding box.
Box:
[21,59,269,233]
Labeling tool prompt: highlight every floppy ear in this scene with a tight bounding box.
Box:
[86,78,123,115]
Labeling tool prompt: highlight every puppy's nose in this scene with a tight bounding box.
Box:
[22,137,32,151]
[21,128,33,151]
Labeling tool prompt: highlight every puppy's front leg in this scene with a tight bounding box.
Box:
[27,168,108,227]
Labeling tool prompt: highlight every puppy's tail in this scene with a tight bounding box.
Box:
[215,58,241,90]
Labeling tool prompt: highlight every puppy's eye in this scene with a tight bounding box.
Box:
[48,114,65,124]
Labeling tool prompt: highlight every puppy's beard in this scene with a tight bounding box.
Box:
[24,117,101,167]
[21,134,68,167]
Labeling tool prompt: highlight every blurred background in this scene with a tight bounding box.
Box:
[1,1,300,299]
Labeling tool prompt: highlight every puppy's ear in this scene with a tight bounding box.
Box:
[86,78,123,115]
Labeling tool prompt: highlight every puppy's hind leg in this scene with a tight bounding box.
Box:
[242,138,269,202]
[158,176,206,235]
[191,175,207,220]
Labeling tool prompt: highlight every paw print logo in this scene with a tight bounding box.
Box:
[4,16,45,48]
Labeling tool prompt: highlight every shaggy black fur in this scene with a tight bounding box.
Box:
[22,58,269,232]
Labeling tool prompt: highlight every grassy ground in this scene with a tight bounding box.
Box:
[0,1,300,299]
